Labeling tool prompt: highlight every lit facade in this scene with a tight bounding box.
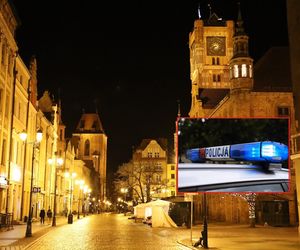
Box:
[132,139,169,201]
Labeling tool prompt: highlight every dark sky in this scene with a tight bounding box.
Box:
[11,0,288,174]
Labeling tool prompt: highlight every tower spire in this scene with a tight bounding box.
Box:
[235,2,245,36]
[177,100,181,117]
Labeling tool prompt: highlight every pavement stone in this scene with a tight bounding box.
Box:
[0,214,88,249]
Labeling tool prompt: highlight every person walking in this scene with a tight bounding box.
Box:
[40,208,46,224]
[47,207,53,225]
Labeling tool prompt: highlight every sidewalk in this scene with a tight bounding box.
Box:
[0,214,85,249]
[176,223,300,250]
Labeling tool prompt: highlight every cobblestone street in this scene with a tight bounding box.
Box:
[1,213,299,250]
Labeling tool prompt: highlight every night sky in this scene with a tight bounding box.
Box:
[11,0,289,174]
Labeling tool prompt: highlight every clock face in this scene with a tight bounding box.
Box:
[207,36,226,56]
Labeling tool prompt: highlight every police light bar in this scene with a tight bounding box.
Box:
[186,141,288,164]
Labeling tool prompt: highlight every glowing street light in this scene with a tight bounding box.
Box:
[75,179,84,219]
[20,129,43,238]
[48,155,64,226]
[65,172,77,224]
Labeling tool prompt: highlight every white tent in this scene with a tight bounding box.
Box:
[133,199,177,228]
[134,203,148,219]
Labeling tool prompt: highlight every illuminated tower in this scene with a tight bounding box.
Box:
[229,3,253,93]
[72,112,107,201]
[189,8,234,117]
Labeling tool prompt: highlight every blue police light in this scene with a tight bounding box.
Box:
[186,148,202,163]
[261,141,288,162]
[230,142,262,162]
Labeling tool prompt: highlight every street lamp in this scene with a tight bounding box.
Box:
[83,185,91,217]
[20,129,43,238]
[48,155,64,226]
[121,188,128,213]
[65,172,77,224]
[75,180,84,219]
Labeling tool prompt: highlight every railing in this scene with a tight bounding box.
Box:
[0,213,13,230]
[291,133,300,156]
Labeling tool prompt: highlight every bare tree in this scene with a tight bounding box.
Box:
[114,160,168,203]
[232,193,257,227]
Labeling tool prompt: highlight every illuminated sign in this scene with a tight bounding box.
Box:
[205,145,230,159]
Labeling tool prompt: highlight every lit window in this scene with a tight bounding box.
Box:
[241,64,247,77]
[233,65,239,78]
[249,65,253,78]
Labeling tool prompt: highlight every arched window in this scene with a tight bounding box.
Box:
[212,58,215,65]
[216,58,220,65]
[241,64,247,77]
[213,74,217,82]
[217,75,221,82]
[84,140,90,156]
[233,65,239,78]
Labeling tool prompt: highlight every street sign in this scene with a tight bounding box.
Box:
[32,187,41,193]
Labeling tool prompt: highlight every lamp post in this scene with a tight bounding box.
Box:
[75,180,84,219]
[20,129,43,238]
[121,188,128,213]
[65,172,77,224]
[82,185,91,217]
[48,156,64,227]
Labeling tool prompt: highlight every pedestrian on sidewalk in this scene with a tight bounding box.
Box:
[40,208,46,224]
[47,207,52,225]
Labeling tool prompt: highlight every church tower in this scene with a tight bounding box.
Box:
[189,6,234,117]
[229,3,254,93]
[72,112,107,201]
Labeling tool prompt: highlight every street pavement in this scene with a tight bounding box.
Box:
[0,213,299,249]
[0,214,81,249]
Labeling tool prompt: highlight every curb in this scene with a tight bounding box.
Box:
[177,240,201,250]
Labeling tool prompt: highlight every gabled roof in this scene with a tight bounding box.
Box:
[75,113,105,134]
[253,47,292,92]
[137,138,168,151]
[204,12,226,26]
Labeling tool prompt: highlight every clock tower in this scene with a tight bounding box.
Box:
[189,11,234,117]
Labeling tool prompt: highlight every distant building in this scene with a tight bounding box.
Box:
[72,113,107,202]
[132,138,169,201]
[187,6,297,226]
